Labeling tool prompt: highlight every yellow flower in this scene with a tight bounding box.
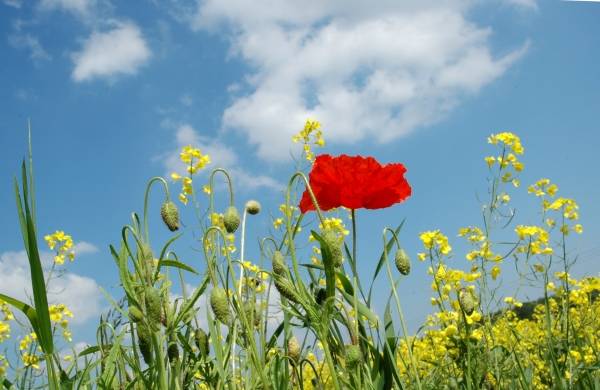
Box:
[45,231,75,265]
[491,265,501,280]
[292,119,325,162]
[419,230,452,255]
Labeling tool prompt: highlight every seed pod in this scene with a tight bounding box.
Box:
[223,206,240,233]
[243,301,261,327]
[314,287,327,305]
[287,336,301,362]
[394,249,411,275]
[160,201,180,231]
[167,340,179,362]
[128,305,144,323]
[137,324,153,365]
[194,328,210,358]
[322,230,343,267]
[210,287,231,325]
[274,276,300,304]
[459,289,476,316]
[245,200,261,215]
[345,344,362,368]
[272,251,287,276]
[145,287,163,326]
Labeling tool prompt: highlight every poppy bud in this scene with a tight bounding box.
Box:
[394,249,411,275]
[128,305,144,323]
[210,287,231,325]
[167,340,179,362]
[459,289,476,316]
[322,230,343,267]
[245,200,261,215]
[274,277,300,304]
[137,324,153,365]
[194,328,210,358]
[223,206,240,233]
[160,201,180,231]
[272,251,287,276]
[243,301,261,327]
[314,287,327,305]
[145,287,163,326]
[287,336,301,362]
[345,344,362,368]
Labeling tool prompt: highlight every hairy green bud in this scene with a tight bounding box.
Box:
[287,336,301,362]
[272,251,287,276]
[137,324,153,365]
[145,287,163,326]
[167,340,179,363]
[459,289,476,316]
[345,344,362,368]
[210,287,231,325]
[194,328,210,358]
[315,287,327,305]
[322,230,343,267]
[128,305,144,323]
[245,200,261,215]
[223,206,240,233]
[394,249,411,275]
[160,201,180,231]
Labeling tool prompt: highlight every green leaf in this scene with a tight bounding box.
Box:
[339,289,378,326]
[156,260,198,275]
[0,293,40,337]
[13,162,54,354]
[368,220,405,303]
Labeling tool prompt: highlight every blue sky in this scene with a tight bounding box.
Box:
[1,0,599,347]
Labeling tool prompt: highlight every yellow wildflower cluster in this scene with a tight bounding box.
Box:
[44,230,75,265]
[515,225,553,256]
[206,213,236,255]
[418,230,452,261]
[398,274,600,388]
[22,353,40,370]
[49,304,74,342]
[241,261,269,294]
[0,354,7,377]
[292,119,325,162]
[485,132,524,187]
[459,226,501,262]
[171,145,211,205]
[0,299,13,344]
[272,204,298,230]
[19,332,37,351]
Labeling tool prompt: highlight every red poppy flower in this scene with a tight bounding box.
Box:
[299,154,411,213]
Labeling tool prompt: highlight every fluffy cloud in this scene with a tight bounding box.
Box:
[162,123,281,192]
[71,21,151,82]
[0,246,102,325]
[39,0,95,18]
[192,0,529,161]
[8,33,52,61]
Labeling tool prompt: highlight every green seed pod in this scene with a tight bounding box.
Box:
[314,287,327,305]
[160,201,180,231]
[459,289,476,316]
[194,328,210,358]
[223,206,240,233]
[394,249,411,275]
[345,344,362,368]
[245,200,261,215]
[137,324,153,365]
[322,230,343,267]
[167,340,179,363]
[128,305,144,323]
[287,336,301,362]
[145,287,163,326]
[272,251,287,276]
[243,301,261,327]
[274,276,300,304]
[210,287,231,325]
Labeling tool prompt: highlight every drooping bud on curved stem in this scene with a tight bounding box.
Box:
[142,177,172,241]
[394,248,411,275]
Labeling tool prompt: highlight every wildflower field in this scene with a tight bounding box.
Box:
[0,122,598,390]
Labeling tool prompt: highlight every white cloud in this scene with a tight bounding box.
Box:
[73,241,99,255]
[162,123,282,192]
[3,0,21,8]
[504,0,538,9]
[0,247,103,325]
[71,21,151,82]
[39,0,95,18]
[191,0,529,161]
[8,33,52,61]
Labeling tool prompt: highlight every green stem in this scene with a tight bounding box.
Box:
[142,177,171,242]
